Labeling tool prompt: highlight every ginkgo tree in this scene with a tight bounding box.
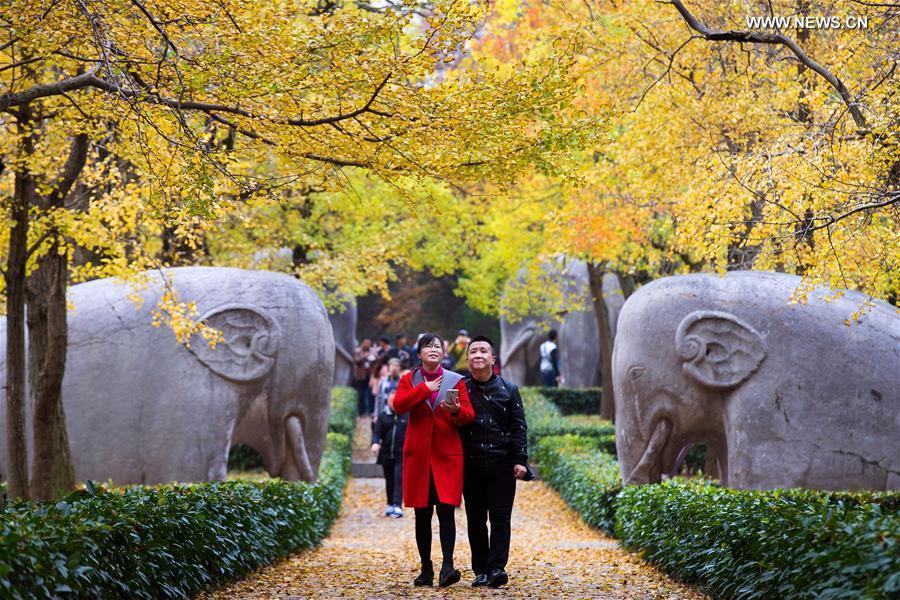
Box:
[0,0,589,500]
[455,0,898,420]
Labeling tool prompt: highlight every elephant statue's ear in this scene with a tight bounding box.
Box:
[189,304,282,382]
[675,311,767,390]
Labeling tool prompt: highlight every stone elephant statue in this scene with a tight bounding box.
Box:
[0,267,334,485]
[328,299,357,387]
[500,261,622,388]
[613,271,900,491]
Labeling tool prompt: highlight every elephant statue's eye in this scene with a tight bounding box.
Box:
[628,365,646,380]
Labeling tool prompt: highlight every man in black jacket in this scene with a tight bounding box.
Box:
[461,335,528,588]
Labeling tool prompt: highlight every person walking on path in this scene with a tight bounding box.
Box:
[461,335,529,588]
[392,333,475,588]
[539,329,561,387]
[371,387,407,519]
[353,338,375,415]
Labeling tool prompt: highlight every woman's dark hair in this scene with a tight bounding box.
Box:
[416,333,445,355]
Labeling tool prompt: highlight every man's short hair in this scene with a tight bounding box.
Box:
[379,335,391,344]
[466,335,496,356]
[547,329,558,341]
[395,333,406,341]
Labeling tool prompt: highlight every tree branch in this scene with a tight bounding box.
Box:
[666,0,868,130]
[1,71,394,128]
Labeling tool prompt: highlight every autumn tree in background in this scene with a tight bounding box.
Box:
[454,0,897,420]
[0,0,588,500]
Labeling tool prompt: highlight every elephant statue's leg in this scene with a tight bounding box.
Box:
[284,414,316,483]
[626,419,671,484]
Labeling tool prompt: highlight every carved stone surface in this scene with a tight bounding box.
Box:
[613,271,900,490]
[500,261,623,388]
[0,266,335,485]
[328,300,357,387]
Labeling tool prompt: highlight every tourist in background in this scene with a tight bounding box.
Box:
[353,338,375,415]
[392,333,474,588]
[372,386,407,518]
[539,329,561,387]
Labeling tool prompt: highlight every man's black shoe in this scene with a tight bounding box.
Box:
[487,568,509,588]
[472,573,490,587]
[438,565,461,587]
[414,562,434,586]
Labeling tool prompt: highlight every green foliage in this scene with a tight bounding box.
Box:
[535,432,900,600]
[536,387,601,415]
[533,435,622,535]
[521,387,614,448]
[616,480,900,600]
[227,444,265,472]
[328,386,358,438]
[0,433,351,599]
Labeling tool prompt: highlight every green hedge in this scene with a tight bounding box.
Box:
[533,435,621,534]
[536,433,900,600]
[0,432,351,599]
[328,386,358,438]
[536,387,602,415]
[521,388,614,448]
[617,481,900,599]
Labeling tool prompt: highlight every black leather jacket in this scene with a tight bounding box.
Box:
[461,375,528,465]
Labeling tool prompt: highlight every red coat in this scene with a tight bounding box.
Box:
[392,369,474,508]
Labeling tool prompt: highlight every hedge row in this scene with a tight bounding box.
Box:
[531,434,621,534]
[0,432,352,599]
[520,387,614,449]
[327,386,358,438]
[535,434,900,600]
[534,387,602,415]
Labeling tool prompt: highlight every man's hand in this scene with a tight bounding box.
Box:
[441,391,461,415]
[371,443,381,457]
[425,376,442,393]
[513,464,528,479]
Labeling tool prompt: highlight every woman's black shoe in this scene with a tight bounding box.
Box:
[414,562,434,586]
[438,565,461,587]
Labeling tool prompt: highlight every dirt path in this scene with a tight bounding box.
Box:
[207,476,705,599]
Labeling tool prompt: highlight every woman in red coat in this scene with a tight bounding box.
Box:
[392,333,474,588]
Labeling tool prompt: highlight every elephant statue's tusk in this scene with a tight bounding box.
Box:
[627,419,672,484]
[286,414,316,483]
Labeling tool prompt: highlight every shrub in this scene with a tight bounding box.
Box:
[616,480,900,600]
[537,387,601,415]
[0,432,352,599]
[328,386,358,437]
[532,435,622,535]
[521,388,614,448]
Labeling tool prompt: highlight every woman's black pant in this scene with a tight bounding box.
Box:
[413,474,455,568]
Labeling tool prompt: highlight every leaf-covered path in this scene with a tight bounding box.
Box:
[208,473,704,598]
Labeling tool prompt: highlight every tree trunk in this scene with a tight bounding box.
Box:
[587,263,616,422]
[26,244,75,500]
[5,105,34,501]
[25,133,87,501]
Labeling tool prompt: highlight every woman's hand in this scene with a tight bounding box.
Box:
[513,464,527,479]
[425,376,442,393]
[441,392,460,415]
[371,443,381,457]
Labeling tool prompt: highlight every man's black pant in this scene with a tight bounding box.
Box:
[463,457,517,575]
[381,457,402,506]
